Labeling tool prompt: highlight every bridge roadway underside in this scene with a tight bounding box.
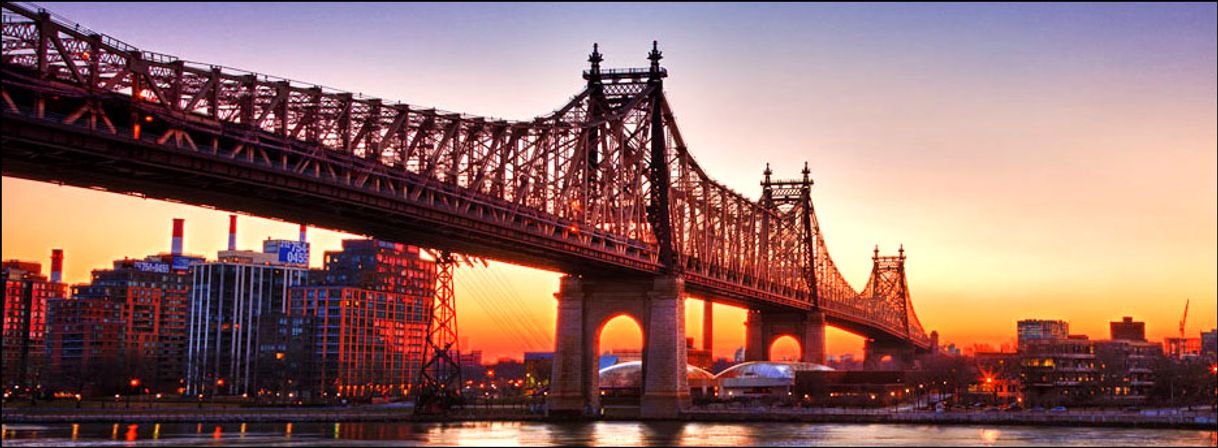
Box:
[0,112,835,310]
[2,108,923,344]
[1,112,655,276]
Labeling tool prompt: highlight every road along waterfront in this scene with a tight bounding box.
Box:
[4,406,1214,430]
[2,420,1216,446]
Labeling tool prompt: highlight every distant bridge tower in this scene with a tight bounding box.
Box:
[862,245,921,370]
[414,251,463,414]
[745,163,827,365]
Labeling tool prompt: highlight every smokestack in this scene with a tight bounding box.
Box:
[299,224,307,243]
[228,215,238,251]
[172,218,184,256]
[50,249,63,284]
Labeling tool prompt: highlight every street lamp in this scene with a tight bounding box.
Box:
[984,376,996,406]
[213,378,225,407]
[127,379,140,408]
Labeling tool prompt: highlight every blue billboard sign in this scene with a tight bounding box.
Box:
[133,260,170,273]
[277,240,309,265]
[172,255,204,271]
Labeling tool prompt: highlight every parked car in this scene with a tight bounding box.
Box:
[1049,406,1067,412]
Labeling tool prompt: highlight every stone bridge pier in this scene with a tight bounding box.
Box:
[743,309,826,364]
[863,339,917,370]
[548,274,689,419]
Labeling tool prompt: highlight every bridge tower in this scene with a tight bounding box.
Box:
[862,245,919,370]
[549,43,689,420]
[745,163,827,364]
[414,251,463,415]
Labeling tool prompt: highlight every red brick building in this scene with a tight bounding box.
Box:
[46,295,124,395]
[3,257,65,390]
[50,253,198,394]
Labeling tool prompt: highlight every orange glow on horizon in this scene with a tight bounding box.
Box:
[3,177,1215,361]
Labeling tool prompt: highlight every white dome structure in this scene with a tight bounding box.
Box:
[598,361,715,390]
[715,361,833,380]
[714,361,833,399]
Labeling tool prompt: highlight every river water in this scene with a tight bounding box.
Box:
[2,421,1215,446]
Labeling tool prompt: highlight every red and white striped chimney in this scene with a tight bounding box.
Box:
[228,215,238,251]
[171,218,184,256]
[299,224,307,243]
[50,249,63,284]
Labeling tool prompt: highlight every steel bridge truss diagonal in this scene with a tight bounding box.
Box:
[0,4,930,348]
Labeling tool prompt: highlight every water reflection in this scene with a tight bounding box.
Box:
[592,421,644,446]
[0,421,1212,447]
[979,428,1001,445]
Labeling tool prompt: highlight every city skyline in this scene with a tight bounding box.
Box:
[3,2,1216,362]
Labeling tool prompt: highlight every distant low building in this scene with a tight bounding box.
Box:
[973,351,1022,405]
[1202,329,1217,358]
[795,370,911,407]
[523,352,552,391]
[460,350,484,382]
[1017,319,1068,349]
[611,348,641,364]
[1095,339,1161,402]
[1109,316,1145,342]
[686,337,712,371]
[1019,332,1163,407]
[1020,335,1097,407]
[1164,337,1202,359]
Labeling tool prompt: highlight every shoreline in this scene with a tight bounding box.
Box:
[3,407,1214,430]
[678,408,1218,431]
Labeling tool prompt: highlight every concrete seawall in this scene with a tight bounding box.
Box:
[3,407,1215,430]
[680,408,1218,430]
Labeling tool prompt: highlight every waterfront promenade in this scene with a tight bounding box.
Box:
[3,405,1213,430]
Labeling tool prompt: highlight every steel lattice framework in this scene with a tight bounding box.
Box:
[0,3,930,348]
[414,251,462,413]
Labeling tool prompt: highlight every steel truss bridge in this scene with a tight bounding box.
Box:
[1,3,931,349]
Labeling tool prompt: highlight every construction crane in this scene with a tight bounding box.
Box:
[1174,299,1189,359]
[1179,299,1188,340]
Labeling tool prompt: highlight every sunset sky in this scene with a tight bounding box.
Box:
[3,3,1215,361]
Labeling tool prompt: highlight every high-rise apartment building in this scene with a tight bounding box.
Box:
[288,239,434,400]
[184,239,310,396]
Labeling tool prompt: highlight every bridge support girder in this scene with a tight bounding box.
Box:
[744,309,826,364]
[548,274,689,419]
[863,339,917,370]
